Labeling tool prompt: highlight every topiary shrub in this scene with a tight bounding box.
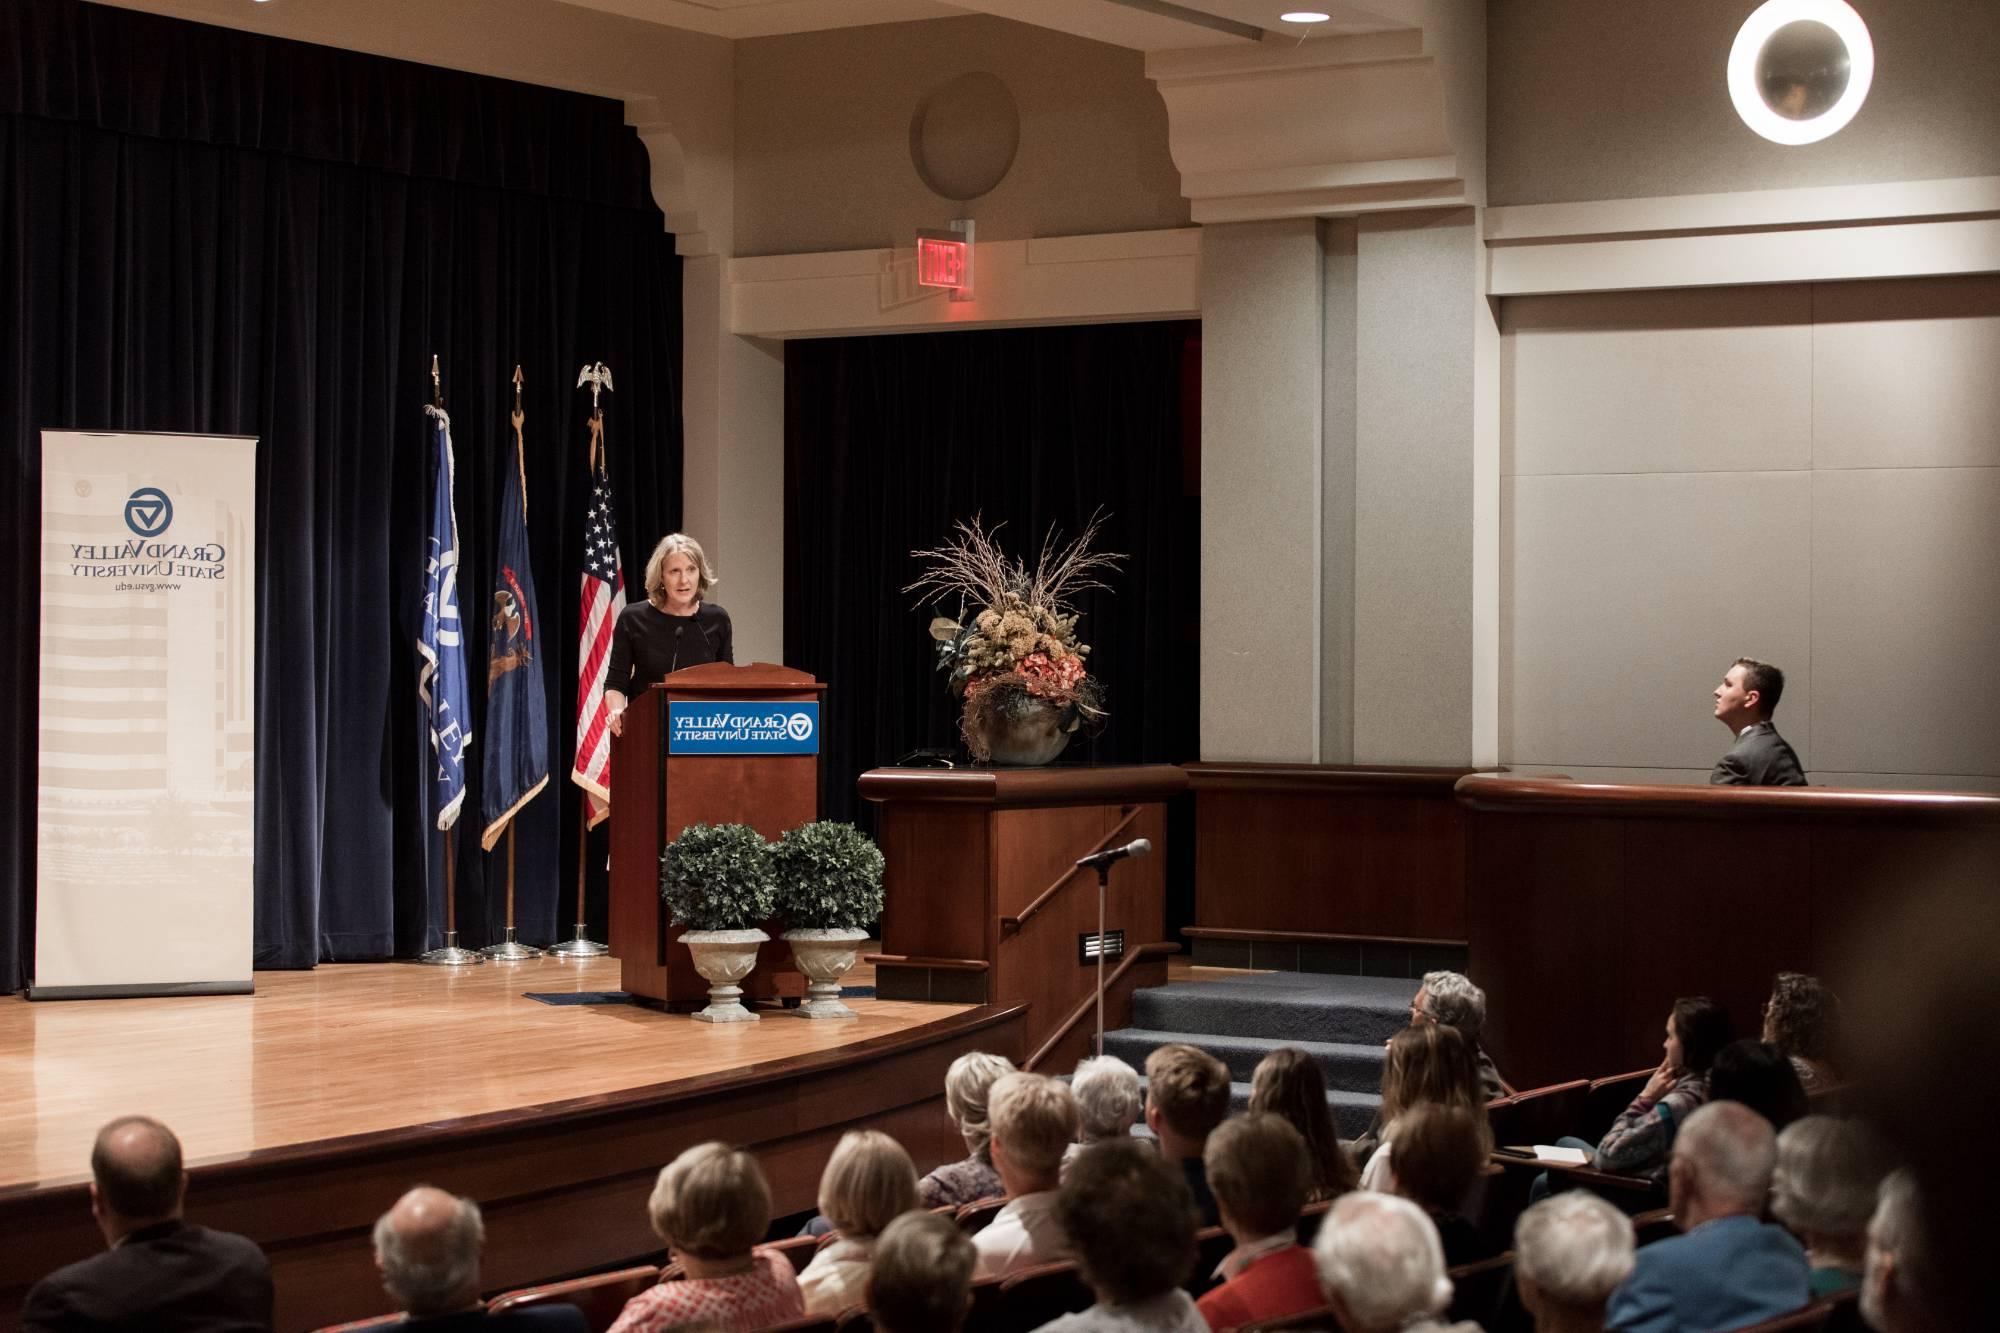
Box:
[771,820,885,931]
[660,822,777,931]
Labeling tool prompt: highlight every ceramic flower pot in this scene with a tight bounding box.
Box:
[783,927,870,1019]
[681,927,768,1023]
[966,696,1069,766]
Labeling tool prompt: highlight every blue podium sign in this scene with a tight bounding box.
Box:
[669,700,821,755]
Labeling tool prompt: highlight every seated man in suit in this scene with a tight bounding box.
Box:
[373,1186,587,1331]
[1608,1101,1811,1333]
[22,1114,273,1333]
[1710,658,1808,786]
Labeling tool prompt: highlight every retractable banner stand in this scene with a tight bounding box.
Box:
[32,431,258,999]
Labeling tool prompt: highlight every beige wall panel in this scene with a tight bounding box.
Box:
[1812,276,2000,470]
[734,15,1187,257]
[1488,0,2000,206]
[1503,471,1812,771]
[1504,286,1812,476]
[1353,214,1477,767]
[1200,220,1323,761]
[1810,468,2000,779]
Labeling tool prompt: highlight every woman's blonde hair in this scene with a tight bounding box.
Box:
[1379,1023,1487,1135]
[644,532,717,609]
[647,1142,769,1259]
[943,1051,1016,1158]
[817,1130,918,1240]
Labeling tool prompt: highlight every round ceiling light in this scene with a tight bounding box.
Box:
[1728,0,1874,145]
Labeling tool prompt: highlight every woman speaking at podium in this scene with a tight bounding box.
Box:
[606,533,734,736]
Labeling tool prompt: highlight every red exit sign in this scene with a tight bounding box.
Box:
[916,234,969,289]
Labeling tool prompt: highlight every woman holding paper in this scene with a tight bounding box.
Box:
[606,533,733,736]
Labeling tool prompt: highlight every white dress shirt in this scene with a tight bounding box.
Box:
[972,1189,1071,1279]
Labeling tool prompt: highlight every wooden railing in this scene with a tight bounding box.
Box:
[1001,806,1143,934]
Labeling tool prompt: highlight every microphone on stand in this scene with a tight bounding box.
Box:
[1078,837,1152,1061]
[1076,837,1152,870]
[669,623,684,675]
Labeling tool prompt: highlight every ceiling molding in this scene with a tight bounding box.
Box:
[1147,22,1483,224]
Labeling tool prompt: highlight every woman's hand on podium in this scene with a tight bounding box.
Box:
[608,708,625,738]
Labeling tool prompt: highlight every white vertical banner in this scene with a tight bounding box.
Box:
[34,431,258,998]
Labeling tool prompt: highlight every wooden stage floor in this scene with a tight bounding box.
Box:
[0,953,967,1194]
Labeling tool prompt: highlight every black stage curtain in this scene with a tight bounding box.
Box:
[0,0,683,989]
[784,321,1201,830]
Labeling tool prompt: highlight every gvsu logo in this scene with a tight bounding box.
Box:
[124,487,173,537]
[785,712,815,742]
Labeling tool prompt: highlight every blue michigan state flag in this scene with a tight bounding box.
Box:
[480,428,550,850]
[420,406,473,830]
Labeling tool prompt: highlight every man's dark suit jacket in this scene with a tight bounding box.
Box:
[398,1304,590,1333]
[20,1219,273,1333]
[1710,720,1808,786]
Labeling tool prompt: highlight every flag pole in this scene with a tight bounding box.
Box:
[419,354,483,966]
[552,365,616,960]
[482,366,542,961]
[549,794,608,957]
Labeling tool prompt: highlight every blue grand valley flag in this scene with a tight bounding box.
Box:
[480,424,550,850]
[420,406,473,830]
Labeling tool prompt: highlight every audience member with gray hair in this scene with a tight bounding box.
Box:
[1606,1101,1809,1333]
[1771,1115,1892,1299]
[1410,970,1508,1100]
[1513,1193,1636,1333]
[1310,1192,1477,1333]
[917,1051,1015,1209]
[373,1186,586,1331]
[1064,1055,1143,1171]
[1862,1171,1940,1333]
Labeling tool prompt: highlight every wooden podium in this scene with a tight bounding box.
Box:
[608,662,826,1006]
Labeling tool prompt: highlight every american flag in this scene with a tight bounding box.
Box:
[570,425,625,826]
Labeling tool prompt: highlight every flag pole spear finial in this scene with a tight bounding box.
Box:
[431,354,443,410]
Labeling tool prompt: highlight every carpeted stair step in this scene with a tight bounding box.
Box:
[1128,971,1413,1046]
[1102,1028,1386,1089]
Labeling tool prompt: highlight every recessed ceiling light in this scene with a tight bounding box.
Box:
[1728,0,1874,145]
[1281,11,1332,23]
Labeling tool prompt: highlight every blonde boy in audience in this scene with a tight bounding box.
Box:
[797,1130,919,1315]
[973,1072,1081,1279]
[1143,1043,1232,1227]
[867,1211,978,1333]
[607,1143,803,1333]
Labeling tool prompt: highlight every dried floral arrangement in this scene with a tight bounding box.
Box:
[907,513,1122,761]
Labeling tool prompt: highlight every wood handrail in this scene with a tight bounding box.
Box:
[1455,773,2000,823]
[860,954,989,972]
[1001,807,1142,934]
[1024,941,1179,1071]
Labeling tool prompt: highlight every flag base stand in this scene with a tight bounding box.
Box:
[548,926,608,959]
[420,931,485,967]
[480,926,541,961]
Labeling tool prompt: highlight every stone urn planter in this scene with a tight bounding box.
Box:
[662,822,779,1024]
[783,927,870,1019]
[772,821,885,1019]
[682,927,769,1023]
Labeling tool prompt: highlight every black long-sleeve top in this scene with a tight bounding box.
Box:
[606,600,733,697]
